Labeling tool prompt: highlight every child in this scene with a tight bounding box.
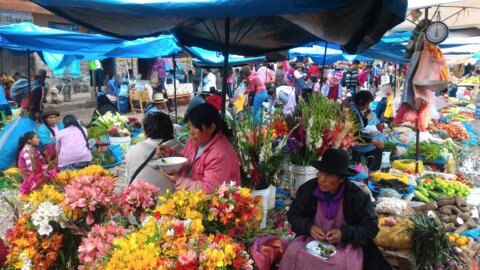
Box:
[17,132,46,172]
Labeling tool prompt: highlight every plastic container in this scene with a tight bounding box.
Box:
[252,187,270,229]
[289,164,317,198]
[367,180,414,199]
[109,136,131,153]
[446,159,456,174]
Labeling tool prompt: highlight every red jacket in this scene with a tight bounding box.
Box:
[176,133,241,194]
[246,71,266,94]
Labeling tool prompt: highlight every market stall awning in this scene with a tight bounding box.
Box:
[32,0,407,55]
[104,35,181,59]
[185,46,265,68]
[290,40,408,64]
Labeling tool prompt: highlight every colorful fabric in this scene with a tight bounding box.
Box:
[61,161,92,171]
[18,145,46,171]
[151,57,167,79]
[37,123,64,149]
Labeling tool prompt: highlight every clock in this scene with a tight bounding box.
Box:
[425,21,449,44]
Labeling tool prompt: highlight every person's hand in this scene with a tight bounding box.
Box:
[326,229,342,244]
[310,225,326,241]
[159,169,179,183]
[372,140,384,149]
[156,145,173,157]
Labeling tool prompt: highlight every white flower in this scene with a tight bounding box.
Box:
[141,216,152,226]
[184,219,192,227]
[37,222,53,236]
[315,138,324,150]
[166,228,174,237]
[20,252,32,270]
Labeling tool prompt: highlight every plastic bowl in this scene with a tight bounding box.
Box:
[149,157,188,173]
[367,180,414,198]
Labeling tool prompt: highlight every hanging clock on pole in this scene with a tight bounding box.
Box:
[426,21,449,44]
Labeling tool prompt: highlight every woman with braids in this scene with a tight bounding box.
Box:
[17,131,46,172]
[36,106,64,160]
[55,115,92,171]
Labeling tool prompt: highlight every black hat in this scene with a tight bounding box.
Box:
[34,69,50,79]
[310,148,357,177]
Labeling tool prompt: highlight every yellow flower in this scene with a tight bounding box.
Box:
[29,185,64,209]
[56,165,112,185]
[239,187,252,198]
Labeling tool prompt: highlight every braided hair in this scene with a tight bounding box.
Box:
[63,115,89,148]
[17,131,36,166]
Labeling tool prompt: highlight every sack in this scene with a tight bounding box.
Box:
[0,117,36,170]
[150,71,160,89]
[375,217,413,249]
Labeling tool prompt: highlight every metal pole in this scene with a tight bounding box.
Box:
[319,42,328,89]
[221,17,231,118]
[172,55,178,122]
[27,49,31,95]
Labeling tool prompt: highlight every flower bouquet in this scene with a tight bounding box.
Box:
[286,94,356,166]
[233,111,290,190]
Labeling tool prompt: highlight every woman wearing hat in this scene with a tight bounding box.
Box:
[279,148,390,270]
[36,106,64,160]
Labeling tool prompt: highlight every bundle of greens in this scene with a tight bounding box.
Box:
[92,150,116,166]
[408,213,465,270]
[404,142,440,162]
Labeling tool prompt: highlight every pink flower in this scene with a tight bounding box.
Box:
[116,180,160,218]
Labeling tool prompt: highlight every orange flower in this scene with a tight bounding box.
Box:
[273,119,288,136]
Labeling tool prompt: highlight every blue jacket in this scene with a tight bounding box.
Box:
[37,123,64,149]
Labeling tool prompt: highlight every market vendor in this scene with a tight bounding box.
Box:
[279,148,391,270]
[240,66,267,123]
[36,106,64,160]
[349,91,384,171]
[90,95,119,123]
[157,103,240,194]
[126,112,174,194]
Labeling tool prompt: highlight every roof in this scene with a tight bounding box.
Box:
[0,0,52,15]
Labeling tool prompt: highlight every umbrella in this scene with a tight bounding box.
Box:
[34,0,407,116]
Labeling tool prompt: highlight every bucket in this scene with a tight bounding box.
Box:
[381,152,391,169]
[289,164,317,198]
[109,136,131,159]
[267,185,276,210]
[252,187,270,229]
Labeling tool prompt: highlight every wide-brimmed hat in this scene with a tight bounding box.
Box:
[3,76,14,85]
[35,69,50,79]
[295,63,304,69]
[42,106,60,119]
[152,93,165,103]
[310,148,357,177]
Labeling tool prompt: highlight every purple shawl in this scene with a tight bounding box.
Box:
[313,183,346,220]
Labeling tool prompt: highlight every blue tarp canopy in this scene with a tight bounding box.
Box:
[289,40,408,64]
[33,0,407,55]
[185,46,265,68]
[0,22,182,70]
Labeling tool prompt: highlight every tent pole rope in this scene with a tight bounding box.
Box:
[221,17,230,118]
[173,55,178,122]
[232,20,246,45]
[319,42,328,89]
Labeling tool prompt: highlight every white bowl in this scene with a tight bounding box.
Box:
[305,240,337,259]
[149,157,187,173]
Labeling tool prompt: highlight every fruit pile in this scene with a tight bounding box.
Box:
[414,175,470,203]
[448,233,469,251]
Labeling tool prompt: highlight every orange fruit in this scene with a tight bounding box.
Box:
[456,238,467,247]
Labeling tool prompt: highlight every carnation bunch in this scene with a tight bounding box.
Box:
[19,169,56,195]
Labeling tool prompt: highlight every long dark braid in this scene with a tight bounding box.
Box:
[45,124,56,137]
[63,115,89,148]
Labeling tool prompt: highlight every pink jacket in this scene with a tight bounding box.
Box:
[176,133,241,194]
[18,145,46,171]
[246,71,266,94]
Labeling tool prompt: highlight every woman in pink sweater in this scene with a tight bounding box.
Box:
[158,103,240,194]
[55,115,92,171]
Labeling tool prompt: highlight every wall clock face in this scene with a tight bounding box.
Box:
[426,21,449,44]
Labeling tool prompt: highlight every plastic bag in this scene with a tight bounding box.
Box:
[376,197,407,214]
[108,144,123,163]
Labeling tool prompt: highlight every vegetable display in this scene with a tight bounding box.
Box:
[371,179,410,194]
[404,142,440,162]
[92,151,116,166]
[421,175,470,198]
[435,196,476,233]
[433,123,470,140]
[408,213,465,270]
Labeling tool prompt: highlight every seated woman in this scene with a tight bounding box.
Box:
[158,103,240,194]
[36,106,64,160]
[279,148,390,270]
[126,112,175,194]
[349,91,384,171]
[91,95,118,123]
[56,115,92,171]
